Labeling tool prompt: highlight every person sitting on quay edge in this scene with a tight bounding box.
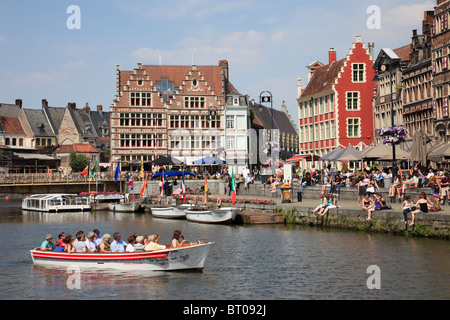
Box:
[99,233,111,253]
[171,230,187,248]
[145,234,166,251]
[110,232,127,252]
[41,234,55,251]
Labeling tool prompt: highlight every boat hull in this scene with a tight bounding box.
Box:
[151,204,193,219]
[22,194,91,212]
[108,202,141,212]
[185,207,238,224]
[30,242,213,271]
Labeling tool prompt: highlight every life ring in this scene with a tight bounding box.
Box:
[216,198,221,206]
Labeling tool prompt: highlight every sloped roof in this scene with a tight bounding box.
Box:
[0,116,25,134]
[90,110,110,137]
[0,103,21,117]
[55,143,100,154]
[393,44,411,61]
[300,58,346,97]
[249,102,298,136]
[23,108,55,137]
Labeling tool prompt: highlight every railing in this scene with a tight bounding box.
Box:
[0,173,116,185]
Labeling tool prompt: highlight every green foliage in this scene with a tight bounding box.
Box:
[69,151,89,172]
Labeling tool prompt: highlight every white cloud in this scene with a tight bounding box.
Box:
[384,2,435,28]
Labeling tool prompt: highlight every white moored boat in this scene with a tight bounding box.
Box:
[22,194,91,212]
[108,201,141,212]
[185,207,239,224]
[30,242,213,271]
[151,204,193,219]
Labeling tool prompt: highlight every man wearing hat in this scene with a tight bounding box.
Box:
[41,234,55,251]
[92,229,102,248]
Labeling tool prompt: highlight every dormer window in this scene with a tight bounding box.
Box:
[192,79,198,87]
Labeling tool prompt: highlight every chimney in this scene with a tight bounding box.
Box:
[219,59,229,94]
[368,42,375,60]
[15,99,23,108]
[297,77,303,98]
[68,102,76,111]
[97,105,103,116]
[329,48,337,65]
[42,99,48,109]
[83,102,90,115]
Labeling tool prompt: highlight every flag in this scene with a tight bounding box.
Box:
[80,165,89,177]
[231,169,236,206]
[160,172,164,198]
[140,173,147,197]
[114,160,121,182]
[140,160,144,178]
[90,160,97,179]
[127,175,134,192]
[181,174,186,202]
[204,176,208,204]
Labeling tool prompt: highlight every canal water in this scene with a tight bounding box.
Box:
[0,198,449,300]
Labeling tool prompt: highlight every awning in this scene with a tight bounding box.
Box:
[286,154,320,163]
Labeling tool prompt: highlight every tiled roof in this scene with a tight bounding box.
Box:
[393,44,411,61]
[120,65,229,96]
[0,116,25,134]
[0,103,21,117]
[55,143,100,154]
[300,58,346,97]
[249,102,298,136]
[23,108,55,137]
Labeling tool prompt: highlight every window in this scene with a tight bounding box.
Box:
[156,77,174,103]
[226,115,235,129]
[226,136,235,150]
[352,63,365,82]
[131,92,151,106]
[346,92,359,110]
[347,118,360,137]
[184,96,205,108]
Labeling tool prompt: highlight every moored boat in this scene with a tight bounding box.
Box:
[108,201,141,212]
[22,194,91,212]
[151,204,193,219]
[30,241,213,271]
[185,207,239,224]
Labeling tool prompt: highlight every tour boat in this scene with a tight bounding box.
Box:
[22,194,91,212]
[30,241,213,271]
[185,207,239,224]
[151,204,193,219]
[108,201,141,212]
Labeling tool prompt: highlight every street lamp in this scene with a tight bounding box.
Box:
[260,91,273,173]
[373,49,401,178]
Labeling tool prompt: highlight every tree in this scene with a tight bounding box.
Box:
[69,151,89,172]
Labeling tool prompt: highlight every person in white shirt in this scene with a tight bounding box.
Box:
[85,232,96,252]
[126,235,136,252]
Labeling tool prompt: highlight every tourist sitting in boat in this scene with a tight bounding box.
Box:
[126,236,136,252]
[92,229,102,248]
[53,232,66,251]
[111,232,128,252]
[41,234,55,251]
[98,233,111,253]
[73,232,88,253]
[64,234,75,253]
[85,232,96,252]
[134,236,145,251]
[145,234,166,251]
[171,230,187,248]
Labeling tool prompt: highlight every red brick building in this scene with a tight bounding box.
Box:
[110,61,234,166]
[297,36,375,167]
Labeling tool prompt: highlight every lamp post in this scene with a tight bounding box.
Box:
[260,91,273,173]
[373,49,401,179]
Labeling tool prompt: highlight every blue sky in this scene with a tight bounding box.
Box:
[0,0,435,124]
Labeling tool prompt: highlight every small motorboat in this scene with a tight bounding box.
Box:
[108,201,141,212]
[30,241,213,271]
[185,207,239,224]
[22,194,91,212]
[150,203,193,219]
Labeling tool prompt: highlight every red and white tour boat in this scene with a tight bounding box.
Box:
[30,241,213,271]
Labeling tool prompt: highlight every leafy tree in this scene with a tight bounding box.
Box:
[69,151,89,172]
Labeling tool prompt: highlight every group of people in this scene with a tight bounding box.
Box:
[40,229,187,253]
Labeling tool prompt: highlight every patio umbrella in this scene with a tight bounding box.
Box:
[410,130,427,165]
[152,155,183,166]
[428,143,450,163]
[320,146,344,161]
[286,154,320,163]
[192,156,226,165]
[363,144,410,160]
[336,145,361,161]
